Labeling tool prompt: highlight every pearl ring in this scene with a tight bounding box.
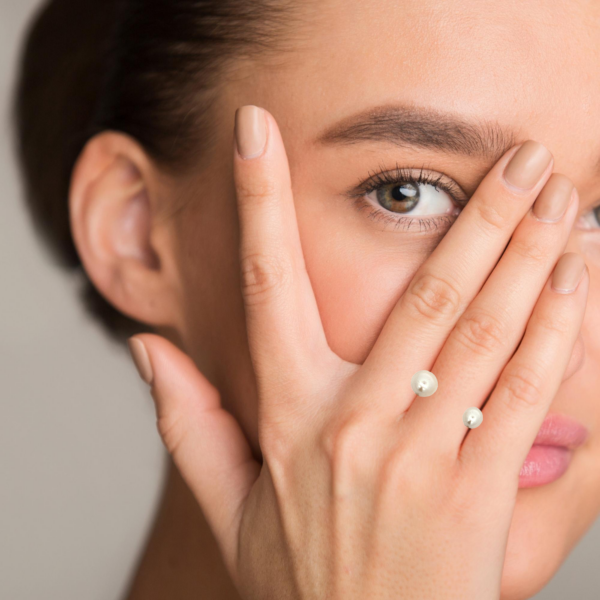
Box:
[410,370,438,397]
[411,370,484,428]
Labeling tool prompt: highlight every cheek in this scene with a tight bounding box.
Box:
[500,445,600,600]
[295,186,450,365]
[577,231,600,266]
[569,232,600,404]
[500,493,566,600]
[301,224,428,364]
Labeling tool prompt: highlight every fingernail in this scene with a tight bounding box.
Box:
[235,105,267,159]
[532,173,575,223]
[127,337,154,385]
[552,253,586,294]
[503,140,553,190]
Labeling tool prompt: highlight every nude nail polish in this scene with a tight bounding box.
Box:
[503,140,553,190]
[552,253,586,294]
[235,105,267,159]
[127,337,154,385]
[532,173,575,223]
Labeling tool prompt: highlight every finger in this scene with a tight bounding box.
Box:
[233,105,338,424]
[127,333,261,575]
[459,253,589,486]
[408,175,578,451]
[563,330,585,382]
[351,140,554,413]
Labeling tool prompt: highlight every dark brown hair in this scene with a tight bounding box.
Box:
[11,0,305,344]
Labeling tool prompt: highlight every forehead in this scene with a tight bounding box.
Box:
[232,0,600,180]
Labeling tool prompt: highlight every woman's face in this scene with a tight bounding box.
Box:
[163,1,600,597]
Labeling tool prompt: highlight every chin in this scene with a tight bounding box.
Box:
[499,480,581,600]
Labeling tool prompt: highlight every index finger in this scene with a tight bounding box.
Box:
[233,105,341,428]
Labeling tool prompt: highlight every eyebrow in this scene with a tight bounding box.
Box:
[314,103,522,163]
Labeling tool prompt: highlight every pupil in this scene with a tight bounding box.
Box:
[376,181,420,213]
[391,182,418,202]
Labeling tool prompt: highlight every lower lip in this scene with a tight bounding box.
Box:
[518,445,573,488]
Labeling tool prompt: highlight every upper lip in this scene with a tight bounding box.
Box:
[532,412,589,449]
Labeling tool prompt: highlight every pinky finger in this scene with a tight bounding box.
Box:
[127,333,261,576]
[460,252,589,486]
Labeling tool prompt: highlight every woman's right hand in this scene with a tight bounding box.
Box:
[127,105,588,600]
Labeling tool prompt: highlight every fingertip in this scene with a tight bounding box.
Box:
[234,105,268,160]
[127,332,191,389]
[127,335,154,386]
[137,333,223,411]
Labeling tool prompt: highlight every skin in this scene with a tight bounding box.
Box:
[67,0,600,598]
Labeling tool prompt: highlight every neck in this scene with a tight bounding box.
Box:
[123,458,241,600]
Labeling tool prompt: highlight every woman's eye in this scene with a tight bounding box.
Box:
[346,165,468,232]
[367,181,461,218]
[576,204,600,230]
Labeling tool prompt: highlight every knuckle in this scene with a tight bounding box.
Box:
[236,178,278,208]
[379,444,413,489]
[475,198,508,232]
[156,412,185,457]
[259,425,305,503]
[403,271,462,322]
[260,423,296,471]
[452,308,507,356]
[379,443,452,504]
[509,237,549,266]
[499,363,546,410]
[320,417,358,467]
[320,414,372,481]
[239,252,291,305]
[531,306,571,336]
[260,390,324,471]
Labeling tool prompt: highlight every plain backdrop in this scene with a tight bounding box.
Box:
[1,1,599,599]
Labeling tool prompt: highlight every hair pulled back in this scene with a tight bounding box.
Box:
[12,0,303,343]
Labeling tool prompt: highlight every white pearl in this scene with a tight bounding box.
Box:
[411,370,438,397]
[463,407,483,429]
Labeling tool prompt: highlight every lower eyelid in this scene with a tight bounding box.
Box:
[352,195,459,233]
[576,209,600,230]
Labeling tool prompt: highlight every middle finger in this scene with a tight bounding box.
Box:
[352,140,554,414]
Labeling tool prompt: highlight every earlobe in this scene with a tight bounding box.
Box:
[69,132,177,327]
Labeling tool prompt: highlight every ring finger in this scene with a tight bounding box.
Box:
[407,174,579,452]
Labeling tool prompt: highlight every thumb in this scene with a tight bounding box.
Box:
[127,333,260,574]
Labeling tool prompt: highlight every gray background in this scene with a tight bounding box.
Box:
[0,1,598,598]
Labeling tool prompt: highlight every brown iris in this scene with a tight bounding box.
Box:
[376,182,420,213]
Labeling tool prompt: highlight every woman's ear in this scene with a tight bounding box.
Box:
[69,131,180,328]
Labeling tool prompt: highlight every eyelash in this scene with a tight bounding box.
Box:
[347,163,600,233]
[345,163,467,232]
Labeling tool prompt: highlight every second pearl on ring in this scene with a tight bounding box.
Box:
[463,407,483,429]
[411,370,438,397]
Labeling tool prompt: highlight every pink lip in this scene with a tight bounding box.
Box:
[518,413,589,488]
[531,412,589,449]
